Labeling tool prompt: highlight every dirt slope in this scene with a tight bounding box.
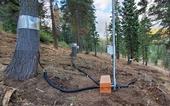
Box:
[0,32,170,106]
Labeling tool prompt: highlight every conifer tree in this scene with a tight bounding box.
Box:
[109,0,122,59]
[122,0,140,63]
[61,0,96,51]
[5,0,40,80]
[149,0,170,69]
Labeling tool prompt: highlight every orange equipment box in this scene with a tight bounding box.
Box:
[100,75,111,94]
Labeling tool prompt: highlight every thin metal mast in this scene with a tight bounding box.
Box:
[112,0,116,89]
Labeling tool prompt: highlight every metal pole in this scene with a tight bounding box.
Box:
[112,0,116,89]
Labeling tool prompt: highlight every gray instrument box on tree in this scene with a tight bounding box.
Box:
[71,43,79,58]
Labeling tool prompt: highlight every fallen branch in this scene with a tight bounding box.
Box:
[2,87,16,106]
[157,86,168,95]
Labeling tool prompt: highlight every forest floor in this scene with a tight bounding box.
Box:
[0,31,170,106]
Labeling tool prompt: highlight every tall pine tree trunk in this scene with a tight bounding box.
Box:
[50,0,58,49]
[76,9,81,51]
[142,45,145,65]
[94,42,97,56]
[145,46,148,66]
[116,36,120,59]
[165,44,170,70]
[4,0,40,80]
[128,36,133,64]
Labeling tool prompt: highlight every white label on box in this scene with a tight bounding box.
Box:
[107,45,113,55]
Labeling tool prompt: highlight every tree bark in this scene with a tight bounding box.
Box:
[94,42,97,56]
[145,46,148,66]
[116,36,120,59]
[142,47,144,65]
[76,9,80,51]
[4,0,40,80]
[50,0,58,49]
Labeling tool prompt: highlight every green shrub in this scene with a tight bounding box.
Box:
[40,30,53,43]
[2,19,17,33]
[58,41,69,48]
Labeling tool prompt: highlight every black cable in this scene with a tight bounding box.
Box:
[115,78,137,89]
[38,50,99,85]
[72,63,99,86]
[116,84,129,89]
[44,71,99,93]
[126,78,137,86]
[38,51,99,93]
[38,51,45,70]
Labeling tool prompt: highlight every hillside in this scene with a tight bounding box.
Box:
[0,32,170,106]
